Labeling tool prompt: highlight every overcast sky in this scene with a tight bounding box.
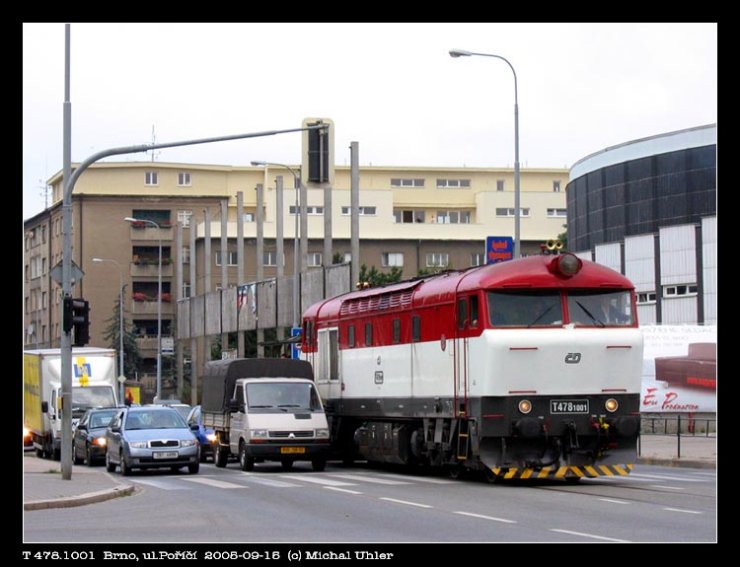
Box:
[22,23,717,219]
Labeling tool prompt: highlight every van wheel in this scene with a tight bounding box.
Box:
[214,443,228,468]
[281,460,294,471]
[239,442,254,471]
[312,459,326,472]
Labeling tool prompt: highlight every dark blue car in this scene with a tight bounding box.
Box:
[186,405,216,462]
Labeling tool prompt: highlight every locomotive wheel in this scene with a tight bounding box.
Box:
[447,465,464,480]
[484,469,503,484]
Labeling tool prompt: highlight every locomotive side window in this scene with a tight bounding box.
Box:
[488,291,562,327]
[348,325,356,348]
[392,319,401,343]
[457,299,468,329]
[469,295,479,328]
[365,323,373,346]
[567,290,634,326]
[412,316,421,342]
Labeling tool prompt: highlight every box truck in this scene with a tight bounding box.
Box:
[24,347,119,459]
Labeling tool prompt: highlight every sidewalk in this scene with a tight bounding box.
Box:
[23,452,136,511]
[23,435,716,510]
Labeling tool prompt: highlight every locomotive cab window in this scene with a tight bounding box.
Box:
[457,299,468,329]
[488,291,562,327]
[567,290,634,327]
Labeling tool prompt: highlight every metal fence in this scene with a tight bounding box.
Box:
[638,415,716,459]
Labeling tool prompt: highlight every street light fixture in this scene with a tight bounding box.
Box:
[124,216,163,402]
[449,48,521,258]
[251,161,303,330]
[92,257,125,402]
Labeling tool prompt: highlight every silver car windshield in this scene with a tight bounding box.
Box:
[126,410,187,430]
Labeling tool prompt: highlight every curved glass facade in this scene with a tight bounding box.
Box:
[567,132,716,252]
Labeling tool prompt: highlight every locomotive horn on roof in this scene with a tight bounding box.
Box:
[546,239,564,251]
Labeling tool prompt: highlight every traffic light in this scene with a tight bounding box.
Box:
[63,297,90,346]
[302,118,334,185]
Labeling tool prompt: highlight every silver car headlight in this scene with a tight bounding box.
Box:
[250,429,269,439]
[128,441,147,449]
[315,428,330,439]
[180,439,198,447]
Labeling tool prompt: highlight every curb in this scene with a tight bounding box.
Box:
[637,457,716,470]
[24,484,137,511]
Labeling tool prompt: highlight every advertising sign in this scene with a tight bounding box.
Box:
[640,325,716,413]
[486,236,514,264]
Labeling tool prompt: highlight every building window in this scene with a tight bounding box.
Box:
[308,252,323,267]
[215,251,238,266]
[547,208,567,218]
[496,208,530,217]
[553,180,561,192]
[365,323,373,347]
[436,179,470,188]
[496,179,505,192]
[340,206,377,216]
[393,319,401,344]
[663,284,698,298]
[182,246,190,264]
[342,252,352,263]
[131,209,171,226]
[30,256,42,279]
[42,291,47,309]
[471,252,485,267]
[177,210,193,227]
[436,210,471,224]
[289,205,324,215]
[391,178,424,188]
[263,251,283,267]
[243,212,255,223]
[394,209,426,223]
[381,252,404,268]
[145,171,159,186]
[182,282,191,298]
[177,172,192,186]
[426,253,449,268]
[637,292,657,304]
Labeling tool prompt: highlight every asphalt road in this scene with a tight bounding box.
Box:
[23,461,716,543]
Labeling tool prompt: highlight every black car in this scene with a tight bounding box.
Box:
[72,408,119,466]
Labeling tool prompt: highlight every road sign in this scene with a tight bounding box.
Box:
[161,337,174,355]
[291,327,302,360]
[486,236,514,264]
[50,260,84,286]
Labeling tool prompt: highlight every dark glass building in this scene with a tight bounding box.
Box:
[567,125,716,252]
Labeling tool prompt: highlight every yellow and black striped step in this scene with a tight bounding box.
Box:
[489,464,633,480]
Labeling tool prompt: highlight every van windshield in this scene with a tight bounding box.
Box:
[246,383,323,412]
[72,386,116,413]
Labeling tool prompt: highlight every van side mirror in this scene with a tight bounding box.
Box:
[228,399,241,412]
[190,423,199,431]
[41,401,48,413]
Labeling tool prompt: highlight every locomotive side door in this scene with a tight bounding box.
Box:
[316,328,341,403]
[454,294,479,415]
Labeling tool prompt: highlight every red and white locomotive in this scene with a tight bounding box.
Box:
[301,252,643,481]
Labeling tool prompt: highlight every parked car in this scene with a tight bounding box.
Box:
[186,405,217,462]
[72,408,119,466]
[105,406,200,475]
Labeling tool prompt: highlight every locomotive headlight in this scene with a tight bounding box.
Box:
[549,253,582,278]
[518,400,532,414]
[605,398,619,413]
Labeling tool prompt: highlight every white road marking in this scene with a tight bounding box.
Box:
[663,507,702,515]
[454,511,517,524]
[598,498,630,505]
[379,497,432,509]
[181,477,247,489]
[328,473,412,485]
[130,479,189,491]
[373,473,455,485]
[550,529,631,543]
[650,485,686,490]
[630,473,704,483]
[239,473,301,488]
[279,475,356,487]
[324,486,364,495]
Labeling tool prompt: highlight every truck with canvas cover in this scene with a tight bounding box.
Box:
[201,358,330,471]
[24,347,119,459]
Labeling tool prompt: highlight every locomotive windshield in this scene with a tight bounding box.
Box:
[488,289,634,327]
[488,291,562,327]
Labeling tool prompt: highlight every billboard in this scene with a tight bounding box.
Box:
[486,236,513,264]
[640,325,716,413]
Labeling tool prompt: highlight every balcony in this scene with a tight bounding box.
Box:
[130,261,174,278]
[135,336,167,357]
[129,225,173,242]
[131,298,175,316]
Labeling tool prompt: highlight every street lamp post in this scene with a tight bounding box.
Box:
[251,161,302,329]
[449,48,521,258]
[92,258,125,402]
[124,217,162,402]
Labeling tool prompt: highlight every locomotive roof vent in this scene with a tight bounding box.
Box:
[548,253,582,278]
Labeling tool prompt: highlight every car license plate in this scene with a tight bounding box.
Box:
[280,447,305,454]
[550,399,589,414]
[153,451,179,459]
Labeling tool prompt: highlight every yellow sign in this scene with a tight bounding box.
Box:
[74,357,91,387]
[124,385,141,405]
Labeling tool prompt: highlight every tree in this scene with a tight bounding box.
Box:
[557,223,568,251]
[102,284,141,379]
[358,264,403,287]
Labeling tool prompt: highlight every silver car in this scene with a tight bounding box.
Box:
[105,407,200,475]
